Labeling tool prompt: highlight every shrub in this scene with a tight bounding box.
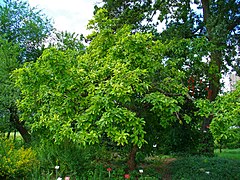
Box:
[32,139,112,178]
[0,138,38,179]
[169,156,240,180]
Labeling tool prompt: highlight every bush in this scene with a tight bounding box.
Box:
[0,138,38,179]
[169,156,240,180]
[31,139,112,178]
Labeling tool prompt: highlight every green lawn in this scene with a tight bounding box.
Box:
[215,148,240,160]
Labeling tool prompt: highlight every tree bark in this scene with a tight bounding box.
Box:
[9,106,31,143]
[200,0,222,155]
[127,145,138,171]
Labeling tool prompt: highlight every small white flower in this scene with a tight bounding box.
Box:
[153,144,157,148]
[55,166,60,170]
[139,169,143,174]
[205,171,210,174]
[57,177,62,180]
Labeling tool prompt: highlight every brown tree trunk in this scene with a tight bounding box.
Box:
[9,106,31,143]
[127,145,138,171]
[201,51,222,155]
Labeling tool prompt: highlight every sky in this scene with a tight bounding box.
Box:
[28,0,102,35]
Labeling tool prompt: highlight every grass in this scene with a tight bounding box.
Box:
[169,156,240,180]
[215,148,240,160]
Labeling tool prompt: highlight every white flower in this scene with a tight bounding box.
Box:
[205,171,210,174]
[139,169,144,174]
[57,177,62,180]
[55,166,60,170]
[153,144,157,148]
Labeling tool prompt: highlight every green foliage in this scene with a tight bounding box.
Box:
[196,82,240,147]
[0,0,53,62]
[0,37,20,133]
[155,122,202,155]
[0,137,38,179]
[98,0,240,154]
[50,31,85,53]
[31,139,111,178]
[0,0,53,142]
[169,156,240,180]
[94,0,154,32]
[14,10,193,149]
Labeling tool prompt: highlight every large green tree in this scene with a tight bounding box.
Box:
[13,9,209,169]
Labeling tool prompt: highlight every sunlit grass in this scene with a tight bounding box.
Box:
[215,148,240,160]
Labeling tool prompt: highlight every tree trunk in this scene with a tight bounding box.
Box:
[127,145,138,171]
[7,131,11,139]
[201,0,222,155]
[9,106,31,143]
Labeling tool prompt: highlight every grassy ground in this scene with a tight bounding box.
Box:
[215,148,240,160]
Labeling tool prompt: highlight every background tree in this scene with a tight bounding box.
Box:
[0,0,53,142]
[0,37,31,142]
[49,31,85,53]
[0,0,53,62]
[94,0,156,32]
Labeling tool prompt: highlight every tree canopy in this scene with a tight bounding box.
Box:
[14,9,200,147]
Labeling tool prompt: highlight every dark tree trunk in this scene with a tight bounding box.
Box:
[201,0,222,155]
[9,106,31,143]
[127,145,138,171]
[7,131,11,139]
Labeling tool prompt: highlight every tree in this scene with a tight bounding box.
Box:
[14,9,206,170]
[97,0,240,154]
[94,0,156,32]
[0,0,53,142]
[0,0,53,62]
[49,31,85,53]
[0,37,31,142]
